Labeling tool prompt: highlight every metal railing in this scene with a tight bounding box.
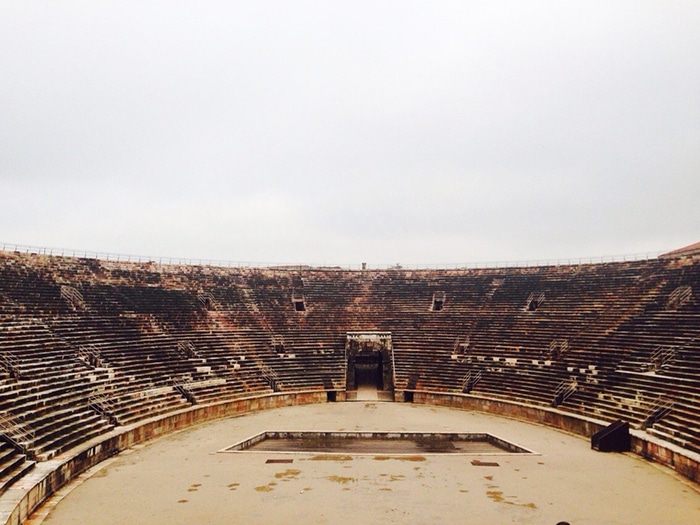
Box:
[642,396,674,430]
[0,411,35,454]
[60,285,85,310]
[1,241,664,271]
[0,352,22,379]
[176,340,199,359]
[552,380,577,407]
[257,360,282,392]
[649,346,677,371]
[88,392,119,425]
[461,369,482,393]
[666,285,692,311]
[548,339,569,360]
[173,376,197,404]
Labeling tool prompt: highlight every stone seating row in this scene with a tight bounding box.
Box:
[0,441,34,495]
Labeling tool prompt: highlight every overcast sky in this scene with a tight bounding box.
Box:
[1,2,698,266]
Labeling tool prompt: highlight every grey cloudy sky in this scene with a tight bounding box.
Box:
[1,1,698,266]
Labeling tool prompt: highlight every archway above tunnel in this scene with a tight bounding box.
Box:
[345,332,394,401]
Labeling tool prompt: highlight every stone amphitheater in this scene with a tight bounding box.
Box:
[0,244,699,524]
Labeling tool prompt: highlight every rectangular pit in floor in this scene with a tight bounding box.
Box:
[219,431,538,455]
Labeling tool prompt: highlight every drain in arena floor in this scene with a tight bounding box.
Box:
[219,431,537,455]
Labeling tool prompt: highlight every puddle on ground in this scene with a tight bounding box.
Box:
[327,475,356,484]
[275,469,301,481]
[486,488,537,509]
[255,481,277,492]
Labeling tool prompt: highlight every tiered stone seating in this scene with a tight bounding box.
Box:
[0,248,699,472]
[0,256,71,316]
[166,328,276,404]
[0,314,114,460]
[0,441,34,495]
[44,315,197,426]
[257,329,346,392]
[561,262,700,452]
[391,330,465,391]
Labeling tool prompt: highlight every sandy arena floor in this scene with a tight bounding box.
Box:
[33,402,700,525]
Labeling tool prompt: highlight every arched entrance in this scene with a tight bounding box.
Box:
[345,332,394,401]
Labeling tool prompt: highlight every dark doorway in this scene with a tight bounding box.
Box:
[353,353,383,390]
[345,332,394,399]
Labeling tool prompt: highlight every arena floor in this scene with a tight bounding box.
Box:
[32,401,700,525]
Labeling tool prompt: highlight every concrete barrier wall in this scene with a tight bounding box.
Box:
[634,436,700,483]
[222,430,530,454]
[413,391,700,484]
[2,391,326,525]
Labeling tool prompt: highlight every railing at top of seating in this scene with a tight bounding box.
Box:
[0,241,665,271]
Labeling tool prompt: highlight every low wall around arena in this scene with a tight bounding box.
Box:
[0,391,328,525]
[411,391,700,485]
